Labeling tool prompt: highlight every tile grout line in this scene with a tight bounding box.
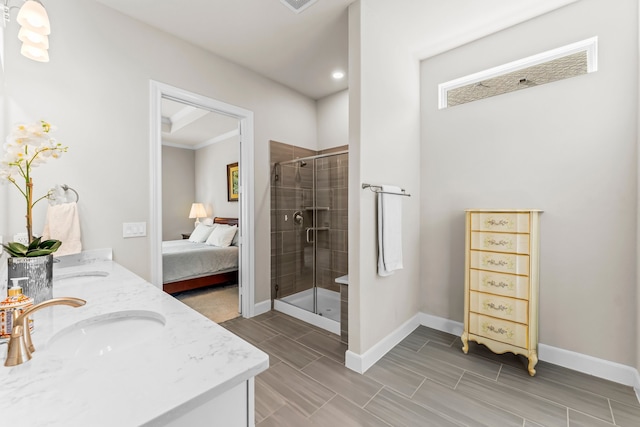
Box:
[298,355,388,411]
[608,398,616,426]
[496,363,503,382]
[408,376,428,399]
[305,393,339,420]
[361,385,386,409]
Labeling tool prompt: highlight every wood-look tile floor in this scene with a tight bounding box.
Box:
[220,311,640,426]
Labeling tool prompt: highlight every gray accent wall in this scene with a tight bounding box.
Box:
[420,0,638,366]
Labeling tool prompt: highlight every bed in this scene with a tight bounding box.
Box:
[162,217,239,294]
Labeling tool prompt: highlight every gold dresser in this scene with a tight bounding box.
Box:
[461,209,542,376]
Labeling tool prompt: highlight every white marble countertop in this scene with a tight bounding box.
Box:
[0,257,268,426]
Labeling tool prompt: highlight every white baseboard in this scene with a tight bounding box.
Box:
[252,299,271,317]
[538,343,640,393]
[419,312,464,337]
[345,313,421,374]
[346,311,640,398]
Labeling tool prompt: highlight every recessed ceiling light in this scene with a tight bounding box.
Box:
[332,71,345,80]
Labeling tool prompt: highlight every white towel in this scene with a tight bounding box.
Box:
[377,185,403,276]
[42,202,82,257]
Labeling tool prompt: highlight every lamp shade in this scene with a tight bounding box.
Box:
[17,1,51,35]
[188,203,207,219]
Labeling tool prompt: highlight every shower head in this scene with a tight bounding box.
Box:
[298,160,307,167]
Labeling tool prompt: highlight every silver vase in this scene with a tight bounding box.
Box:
[7,255,54,304]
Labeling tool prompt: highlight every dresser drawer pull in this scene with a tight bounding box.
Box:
[484,237,512,249]
[482,322,514,339]
[483,301,513,314]
[484,278,513,290]
[486,218,511,228]
[483,257,513,268]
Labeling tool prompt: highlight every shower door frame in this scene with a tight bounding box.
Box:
[273,150,347,333]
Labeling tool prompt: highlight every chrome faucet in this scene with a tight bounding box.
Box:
[4,297,86,367]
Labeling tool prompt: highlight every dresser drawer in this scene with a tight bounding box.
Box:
[470,212,530,233]
[469,313,527,348]
[471,232,529,254]
[469,269,529,299]
[469,291,528,324]
[469,250,530,276]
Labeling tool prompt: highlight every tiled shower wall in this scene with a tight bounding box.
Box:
[270,141,348,301]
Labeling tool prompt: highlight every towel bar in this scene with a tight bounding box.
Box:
[362,183,411,197]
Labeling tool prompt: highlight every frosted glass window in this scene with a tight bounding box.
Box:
[439,37,598,109]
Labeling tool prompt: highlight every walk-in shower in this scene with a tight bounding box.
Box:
[272,151,348,334]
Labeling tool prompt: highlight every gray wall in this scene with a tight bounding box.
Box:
[161,146,195,240]
[2,0,317,293]
[195,137,240,219]
[317,90,348,151]
[420,0,638,366]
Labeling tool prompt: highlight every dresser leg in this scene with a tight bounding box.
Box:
[528,351,538,376]
[461,332,469,354]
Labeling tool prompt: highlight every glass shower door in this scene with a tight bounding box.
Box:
[273,152,347,323]
[274,158,315,313]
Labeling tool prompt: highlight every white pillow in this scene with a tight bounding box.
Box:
[189,224,216,243]
[205,224,237,247]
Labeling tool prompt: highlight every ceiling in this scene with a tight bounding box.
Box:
[98,0,578,144]
[95,0,354,100]
[161,98,238,149]
[95,0,577,103]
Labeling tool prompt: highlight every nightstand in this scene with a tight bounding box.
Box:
[181,233,191,240]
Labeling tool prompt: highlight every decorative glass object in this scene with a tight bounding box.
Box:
[7,254,53,304]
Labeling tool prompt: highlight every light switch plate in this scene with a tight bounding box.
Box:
[123,222,146,238]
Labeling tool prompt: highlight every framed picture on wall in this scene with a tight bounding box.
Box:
[227,162,239,202]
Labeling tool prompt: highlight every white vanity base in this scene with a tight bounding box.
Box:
[158,379,254,427]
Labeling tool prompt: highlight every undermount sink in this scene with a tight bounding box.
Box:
[54,270,110,284]
[46,310,166,360]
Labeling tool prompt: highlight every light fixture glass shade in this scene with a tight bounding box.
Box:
[20,42,49,62]
[18,27,49,49]
[17,1,50,35]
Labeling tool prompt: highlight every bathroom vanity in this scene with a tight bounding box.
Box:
[0,255,268,426]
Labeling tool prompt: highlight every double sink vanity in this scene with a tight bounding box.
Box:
[0,251,268,426]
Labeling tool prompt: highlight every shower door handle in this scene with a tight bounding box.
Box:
[306,227,329,243]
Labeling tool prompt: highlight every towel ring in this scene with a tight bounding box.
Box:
[61,184,79,202]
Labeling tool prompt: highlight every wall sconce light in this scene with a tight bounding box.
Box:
[3,0,51,62]
[188,203,207,228]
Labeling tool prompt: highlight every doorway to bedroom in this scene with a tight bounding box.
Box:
[161,98,241,323]
[150,81,257,322]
